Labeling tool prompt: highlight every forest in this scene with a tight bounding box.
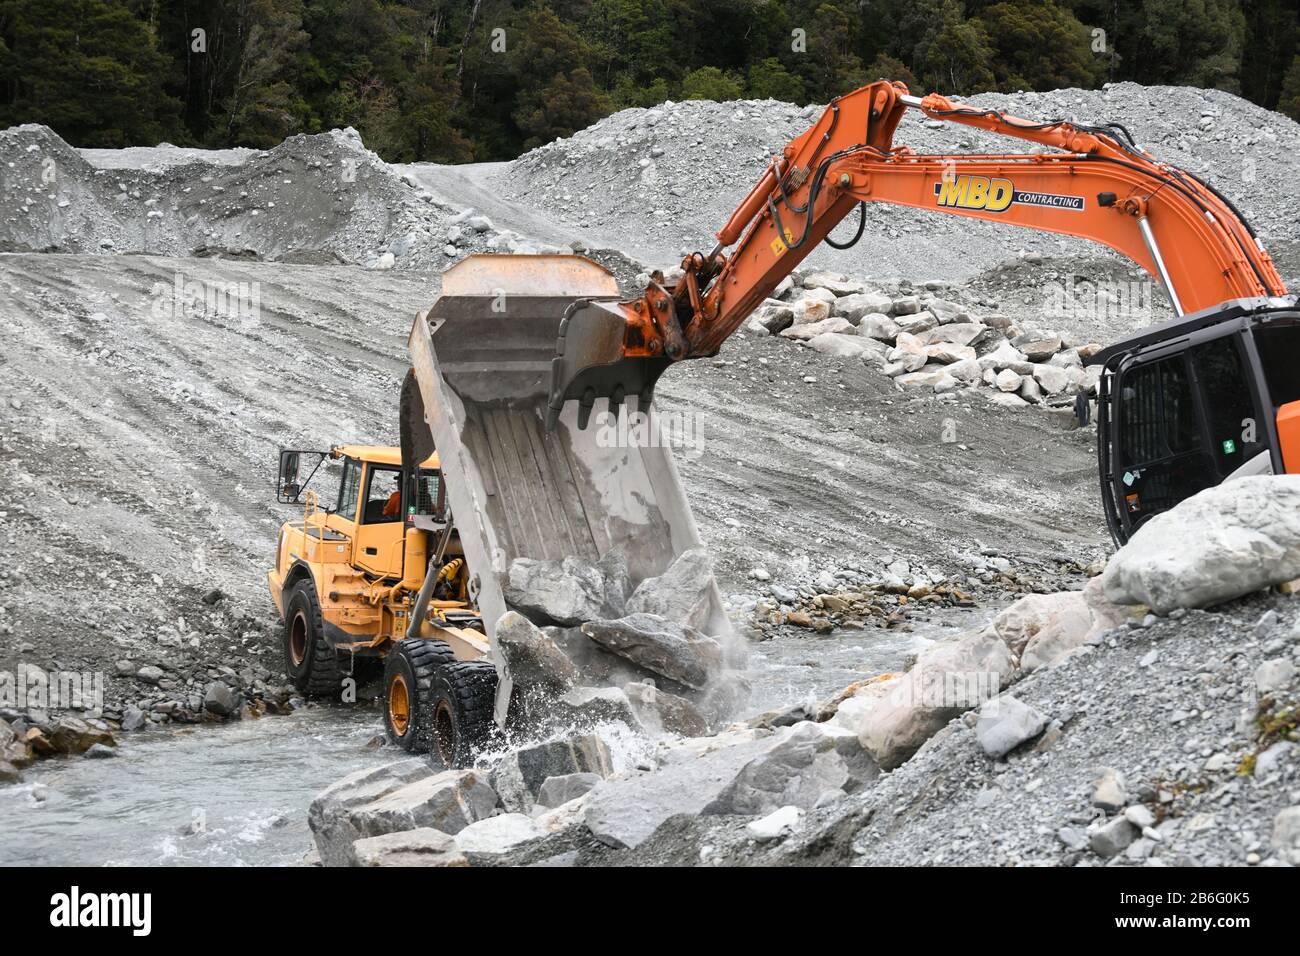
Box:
[2,0,1297,162]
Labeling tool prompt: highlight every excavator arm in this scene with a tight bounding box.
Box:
[548,80,1286,427]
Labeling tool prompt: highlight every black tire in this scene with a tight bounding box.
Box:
[283,580,343,698]
[383,639,456,753]
[429,660,498,768]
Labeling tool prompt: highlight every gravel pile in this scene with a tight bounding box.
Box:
[0,124,499,270]
[497,83,1300,279]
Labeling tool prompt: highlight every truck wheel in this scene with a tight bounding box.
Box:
[283,580,343,698]
[429,660,498,768]
[383,639,455,753]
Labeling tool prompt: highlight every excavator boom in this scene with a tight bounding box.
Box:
[548,81,1286,424]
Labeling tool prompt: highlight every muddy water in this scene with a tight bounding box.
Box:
[0,608,983,866]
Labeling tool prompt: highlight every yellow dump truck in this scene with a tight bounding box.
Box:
[268,255,728,767]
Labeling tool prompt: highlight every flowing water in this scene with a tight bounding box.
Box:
[0,607,983,866]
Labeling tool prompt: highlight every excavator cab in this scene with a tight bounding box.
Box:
[1092,298,1300,544]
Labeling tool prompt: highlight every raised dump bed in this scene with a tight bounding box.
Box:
[403,254,728,721]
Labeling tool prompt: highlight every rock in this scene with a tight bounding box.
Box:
[1032,363,1071,395]
[1102,476,1300,612]
[1092,767,1128,813]
[1013,334,1062,361]
[859,629,1015,769]
[308,759,439,866]
[136,665,165,684]
[121,706,146,732]
[83,743,117,759]
[979,339,1031,372]
[926,322,985,347]
[48,716,114,755]
[789,295,832,326]
[834,291,892,322]
[537,772,602,809]
[1272,805,1300,865]
[746,805,802,842]
[0,760,19,783]
[858,313,900,341]
[895,310,938,334]
[778,314,853,340]
[992,589,1092,658]
[994,368,1022,392]
[455,812,544,857]
[1018,375,1042,403]
[895,367,954,391]
[946,358,981,384]
[496,611,580,690]
[1090,816,1137,858]
[1124,805,1157,829]
[807,331,884,358]
[703,722,850,816]
[582,730,776,849]
[922,342,976,365]
[1254,740,1295,779]
[503,554,623,625]
[345,769,498,843]
[974,696,1048,757]
[555,685,643,728]
[803,271,863,296]
[203,681,238,717]
[754,304,794,334]
[892,295,920,315]
[492,735,613,813]
[581,613,721,689]
[545,625,659,687]
[350,828,468,867]
[1254,658,1297,694]
[622,681,709,736]
[624,546,717,629]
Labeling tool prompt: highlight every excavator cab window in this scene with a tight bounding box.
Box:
[413,469,443,519]
[1253,322,1300,409]
[1112,330,1266,535]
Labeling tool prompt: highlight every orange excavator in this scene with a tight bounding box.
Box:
[388,80,1296,745]
[543,79,1299,544]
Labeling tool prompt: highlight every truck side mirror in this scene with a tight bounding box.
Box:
[278,450,302,503]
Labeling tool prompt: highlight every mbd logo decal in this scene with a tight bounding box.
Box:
[935,175,1013,211]
[933,176,1084,213]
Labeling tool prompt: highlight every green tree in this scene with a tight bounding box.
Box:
[0,0,181,146]
[1279,54,1300,119]
[916,0,997,94]
[746,57,806,102]
[681,65,744,100]
[978,0,1103,91]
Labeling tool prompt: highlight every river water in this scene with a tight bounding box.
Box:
[0,608,981,866]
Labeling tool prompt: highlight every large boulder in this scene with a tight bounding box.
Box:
[582,729,776,849]
[807,332,885,359]
[858,629,1015,769]
[503,555,623,625]
[702,722,851,816]
[496,611,580,690]
[492,735,613,813]
[308,759,439,866]
[338,770,498,856]
[48,717,115,755]
[1101,476,1300,613]
[833,291,892,322]
[545,625,661,687]
[622,681,709,737]
[455,813,545,858]
[581,613,721,689]
[626,548,716,628]
[991,590,1091,657]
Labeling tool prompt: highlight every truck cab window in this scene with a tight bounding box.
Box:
[362,466,403,523]
[336,458,361,520]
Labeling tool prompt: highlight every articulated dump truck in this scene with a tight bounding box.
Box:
[270,254,729,768]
